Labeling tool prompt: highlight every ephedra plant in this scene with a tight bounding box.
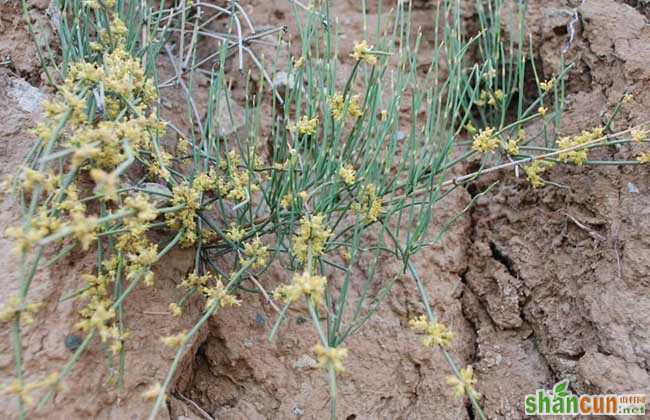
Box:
[3,0,649,418]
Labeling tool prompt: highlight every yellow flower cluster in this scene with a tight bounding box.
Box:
[169,303,182,317]
[160,331,188,349]
[523,160,555,188]
[557,127,604,165]
[0,297,42,326]
[632,128,647,143]
[313,344,348,373]
[273,272,327,306]
[351,41,378,66]
[165,185,201,247]
[638,152,650,164]
[352,184,382,223]
[539,79,554,92]
[328,93,363,121]
[290,116,320,136]
[471,127,500,153]
[203,279,241,310]
[178,272,211,289]
[225,224,246,242]
[242,236,269,269]
[338,164,356,186]
[409,315,454,349]
[292,214,332,263]
[0,372,59,406]
[447,366,481,400]
[475,89,504,107]
[506,129,526,156]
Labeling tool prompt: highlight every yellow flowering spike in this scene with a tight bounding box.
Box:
[409,315,453,348]
[351,40,378,65]
[178,272,211,289]
[292,214,332,263]
[293,56,306,69]
[202,278,240,310]
[328,93,345,121]
[313,344,349,373]
[523,160,555,188]
[637,152,650,164]
[274,271,327,306]
[280,193,294,209]
[631,128,647,143]
[471,127,500,153]
[169,303,183,317]
[328,93,363,122]
[0,379,34,406]
[472,127,500,153]
[124,193,157,221]
[71,212,98,250]
[539,79,554,92]
[20,168,45,192]
[447,366,480,400]
[291,115,319,136]
[225,224,245,242]
[557,127,603,165]
[242,236,269,269]
[503,137,520,155]
[351,184,383,223]
[339,164,356,186]
[160,331,188,349]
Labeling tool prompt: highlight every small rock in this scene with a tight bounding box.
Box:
[292,354,317,369]
[8,79,45,114]
[627,182,639,193]
[64,334,83,352]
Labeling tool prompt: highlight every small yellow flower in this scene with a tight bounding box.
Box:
[352,184,382,223]
[293,56,306,69]
[471,127,500,153]
[160,331,188,349]
[523,160,555,188]
[409,315,454,348]
[447,366,480,400]
[538,106,548,117]
[292,214,332,263]
[124,193,158,222]
[313,344,348,373]
[622,93,634,104]
[637,152,650,164]
[539,79,554,92]
[631,128,647,143]
[280,193,293,209]
[274,271,327,306]
[504,137,520,155]
[202,278,240,310]
[169,303,182,317]
[557,127,603,165]
[242,236,269,269]
[291,116,319,136]
[488,89,504,107]
[339,164,356,186]
[225,224,245,242]
[351,40,377,65]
